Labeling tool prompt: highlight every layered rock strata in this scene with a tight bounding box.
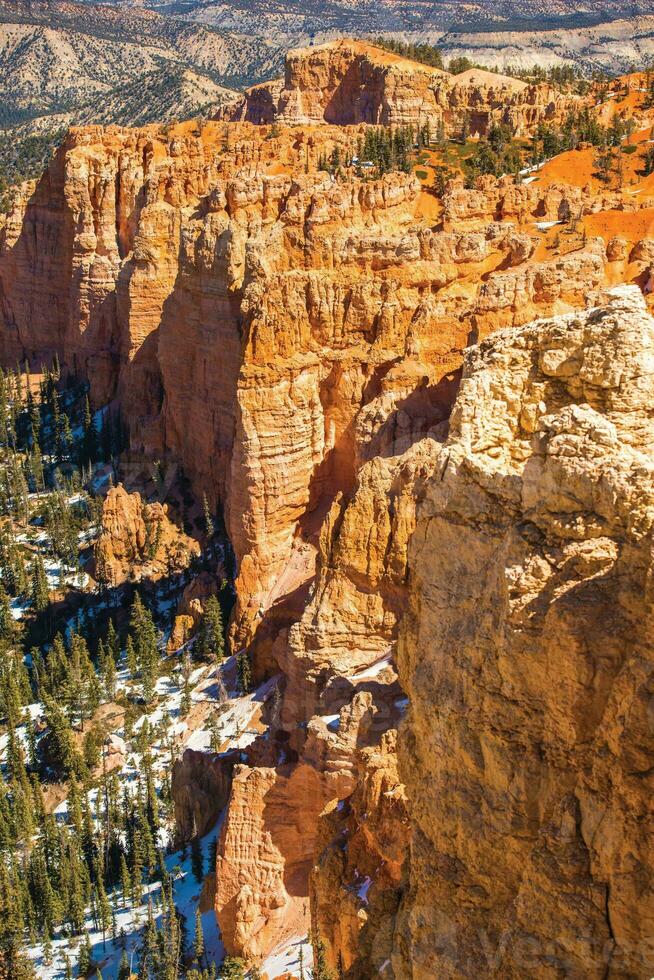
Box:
[2,121,620,652]
[215,435,439,961]
[224,39,578,138]
[2,105,653,972]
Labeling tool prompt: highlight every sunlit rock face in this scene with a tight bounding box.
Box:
[223,38,578,138]
[4,69,654,970]
[397,286,654,979]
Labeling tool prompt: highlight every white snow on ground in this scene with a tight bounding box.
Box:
[355,875,373,903]
[519,159,549,176]
[535,220,562,231]
[348,653,392,682]
[184,728,211,751]
[0,701,44,760]
[259,935,314,980]
[22,658,282,978]
[10,596,29,620]
[16,528,48,546]
[44,557,89,590]
[27,823,223,980]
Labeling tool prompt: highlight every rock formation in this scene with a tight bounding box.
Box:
[3,51,654,976]
[223,39,579,137]
[310,730,410,977]
[172,748,237,845]
[94,484,199,585]
[396,285,654,979]
[167,572,220,652]
[213,427,440,963]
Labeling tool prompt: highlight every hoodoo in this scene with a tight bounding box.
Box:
[1,29,654,980]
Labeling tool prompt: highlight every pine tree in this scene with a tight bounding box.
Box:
[119,853,131,907]
[82,395,98,467]
[130,834,143,905]
[30,554,49,613]
[196,595,224,661]
[0,582,14,642]
[180,674,192,717]
[106,618,120,663]
[236,651,252,695]
[43,697,86,778]
[209,713,223,752]
[191,836,204,884]
[194,905,205,965]
[221,957,246,980]
[83,725,103,772]
[96,874,112,947]
[126,635,137,679]
[140,899,158,976]
[118,950,130,980]
[29,444,45,491]
[42,933,53,966]
[28,776,43,826]
[78,932,92,976]
[311,934,333,980]
[102,650,117,701]
[203,493,215,541]
[129,594,159,703]
[68,777,83,836]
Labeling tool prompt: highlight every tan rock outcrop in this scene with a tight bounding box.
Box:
[396,285,654,978]
[215,423,441,962]
[0,121,630,660]
[167,572,221,652]
[311,730,409,978]
[223,39,578,139]
[2,101,651,973]
[94,484,199,585]
[172,748,237,845]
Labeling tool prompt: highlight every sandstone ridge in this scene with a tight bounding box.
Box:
[223,39,578,137]
[94,484,200,586]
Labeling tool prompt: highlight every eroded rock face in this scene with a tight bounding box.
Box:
[396,285,654,979]
[1,122,640,660]
[224,39,577,138]
[215,433,440,964]
[167,572,220,652]
[172,748,237,846]
[3,107,653,973]
[94,484,199,585]
[310,730,409,978]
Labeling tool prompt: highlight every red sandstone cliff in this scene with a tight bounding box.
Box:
[3,56,654,975]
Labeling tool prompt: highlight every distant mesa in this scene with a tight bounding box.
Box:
[219,38,578,139]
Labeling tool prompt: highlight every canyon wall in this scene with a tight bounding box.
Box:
[2,119,623,654]
[3,52,654,972]
[396,285,654,978]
